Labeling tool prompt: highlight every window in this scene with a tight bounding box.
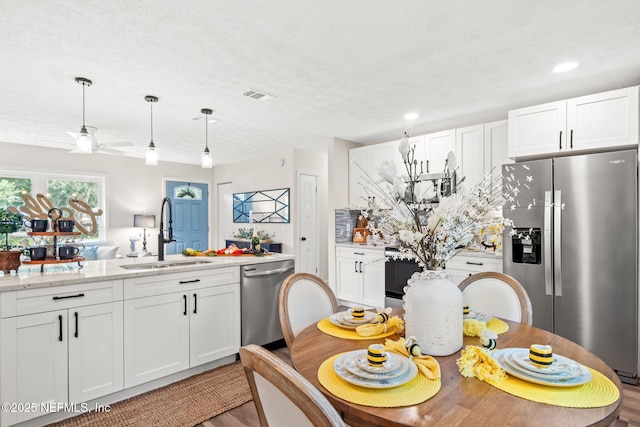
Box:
[0,171,105,241]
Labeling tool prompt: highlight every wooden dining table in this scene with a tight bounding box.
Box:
[290,310,623,426]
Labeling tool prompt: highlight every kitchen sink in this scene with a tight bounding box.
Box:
[120,260,214,270]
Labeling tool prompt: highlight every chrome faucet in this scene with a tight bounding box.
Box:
[157,197,175,261]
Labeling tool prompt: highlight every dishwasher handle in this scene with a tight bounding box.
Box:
[243,267,293,278]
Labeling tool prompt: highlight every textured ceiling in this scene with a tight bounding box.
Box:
[1,1,640,166]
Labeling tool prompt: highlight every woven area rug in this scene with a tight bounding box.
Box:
[46,361,252,427]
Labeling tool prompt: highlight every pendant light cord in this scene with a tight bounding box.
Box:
[150,102,154,142]
[81,82,86,128]
[205,111,209,149]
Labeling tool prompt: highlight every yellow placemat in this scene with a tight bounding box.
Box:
[487,317,509,334]
[318,353,441,407]
[317,318,397,340]
[486,368,619,408]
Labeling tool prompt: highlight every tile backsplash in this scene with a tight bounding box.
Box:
[335,209,360,243]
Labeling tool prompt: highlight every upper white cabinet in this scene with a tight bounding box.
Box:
[425,129,456,174]
[349,141,400,209]
[509,86,639,159]
[455,120,512,195]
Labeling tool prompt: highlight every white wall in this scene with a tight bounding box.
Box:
[0,142,213,256]
[212,148,329,279]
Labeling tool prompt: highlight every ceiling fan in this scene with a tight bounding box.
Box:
[67,126,133,155]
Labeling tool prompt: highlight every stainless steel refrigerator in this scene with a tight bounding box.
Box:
[503,149,638,383]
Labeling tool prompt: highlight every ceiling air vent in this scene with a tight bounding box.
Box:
[241,89,274,101]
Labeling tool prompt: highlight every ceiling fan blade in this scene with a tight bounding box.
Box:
[103,140,134,147]
[96,147,124,155]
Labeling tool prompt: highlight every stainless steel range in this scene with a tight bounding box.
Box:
[384,247,420,307]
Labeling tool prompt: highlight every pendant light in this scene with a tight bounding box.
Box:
[145,95,159,166]
[75,77,93,154]
[201,108,213,168]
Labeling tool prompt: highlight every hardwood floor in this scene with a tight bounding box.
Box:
[200,346,640,427]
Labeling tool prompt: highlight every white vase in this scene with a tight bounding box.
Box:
[403,270,463,356]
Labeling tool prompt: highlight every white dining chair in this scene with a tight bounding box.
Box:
[239,344,346,427]
[458,272,533,325]
[278,273,339,349]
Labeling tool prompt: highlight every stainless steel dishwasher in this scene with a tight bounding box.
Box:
[241,259,294,346]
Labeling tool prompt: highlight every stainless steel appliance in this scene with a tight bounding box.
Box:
[503,149,638,383]
[241,259,294,346]
[384,247,420,307]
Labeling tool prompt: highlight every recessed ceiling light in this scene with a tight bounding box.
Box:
[404,112,419,121]
[553,62,579,73]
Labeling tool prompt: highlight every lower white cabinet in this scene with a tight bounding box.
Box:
[0,281,123,426]
[336,247,385,307]
[123,268,240,388]
[446,253,503,286]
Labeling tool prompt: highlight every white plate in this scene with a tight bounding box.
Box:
[504,350,584,381]
[493,348,592,387]
[463,311,492,322]
[507,348,584,378]
[353,351,403,374]
[338,311,377,324]
[334,351,418,389]
[328,311,377,329]
[343,352,410,380]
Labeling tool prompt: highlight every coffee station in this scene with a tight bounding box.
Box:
[22,207,85,272]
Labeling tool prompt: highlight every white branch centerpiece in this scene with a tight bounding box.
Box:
[353,132,524,356]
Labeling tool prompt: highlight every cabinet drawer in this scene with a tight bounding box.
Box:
[336,247,385,260]
[2,280,122,318]
[446,255,502,273]
[123,266,239,300]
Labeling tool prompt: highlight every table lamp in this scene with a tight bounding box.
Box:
[134,214,156,256]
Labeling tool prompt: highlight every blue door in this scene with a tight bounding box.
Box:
[165,181,209,254]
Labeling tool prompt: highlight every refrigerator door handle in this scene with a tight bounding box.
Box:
[553,190,562,297]
[544,191,553,296]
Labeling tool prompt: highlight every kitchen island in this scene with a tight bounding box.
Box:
[0,253,294,427]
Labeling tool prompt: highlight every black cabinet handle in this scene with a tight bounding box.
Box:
[570,129,573,149]
[183,295,187,315]
[301,237,307,241]
[354,261,358,273]
[465,261,484,266]
[179,279,201,284]
[74,311,79,338]
[359,261,363,273]
[559,130,563,149]
[53,293,85,301]
[193,293,197,314]
[58,314,63,342]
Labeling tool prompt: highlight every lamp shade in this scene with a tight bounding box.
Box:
[134,214,156,228]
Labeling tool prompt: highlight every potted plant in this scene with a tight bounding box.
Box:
[0,208,24,273]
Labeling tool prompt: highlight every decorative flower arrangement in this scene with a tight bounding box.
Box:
[233,227,275,242]
[355,135,527,271]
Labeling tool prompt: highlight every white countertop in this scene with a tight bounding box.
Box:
[0,253,296,292]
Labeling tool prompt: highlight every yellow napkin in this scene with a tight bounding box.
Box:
[464,317,509,335]
[456,345,507,383]
[383,337,441,380]
[355,315,404,337]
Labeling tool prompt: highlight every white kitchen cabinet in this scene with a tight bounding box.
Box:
[348,146,371,209]
[508,86,639,158]
[446,253,503,286]
[335,247,385,307]
[484,120,512,178]
[349,141,401,209]
[123,267,240,388]
[0,281,123,426]
[456,120,511,196]
[456,124,485,194]
[425,129,456,174]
